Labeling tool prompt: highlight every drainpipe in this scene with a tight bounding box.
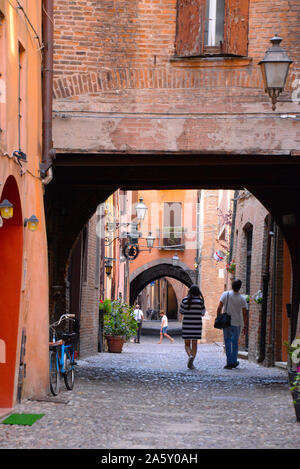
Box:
[257,215,273,363]
[40,0,55,181]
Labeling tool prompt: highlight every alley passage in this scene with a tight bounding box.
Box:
[1,339,299,449]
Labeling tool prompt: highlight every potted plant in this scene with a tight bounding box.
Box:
[103,300,137,353]
[285,338,300,422]
[226,260,236,275]
[98,299,112,352]
[99,298,112,315]
[241,294,250,305]
[252,290,263,305]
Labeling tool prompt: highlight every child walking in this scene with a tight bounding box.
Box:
[157,311,174,344]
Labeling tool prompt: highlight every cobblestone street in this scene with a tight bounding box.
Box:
[0,338,299,450]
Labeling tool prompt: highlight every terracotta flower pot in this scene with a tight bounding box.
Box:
[106,335,125,353]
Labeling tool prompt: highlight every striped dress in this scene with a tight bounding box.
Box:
[180,295,206,340]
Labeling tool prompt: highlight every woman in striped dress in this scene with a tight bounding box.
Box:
[179,284,206,369]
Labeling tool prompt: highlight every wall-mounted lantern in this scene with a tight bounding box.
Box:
[146,232,155,250]
[24,215,39,232]
[172,253,179,267]
[135,197,148,221]
[259,34,293,110]
[104,258,113,277]
[0,199,14,220]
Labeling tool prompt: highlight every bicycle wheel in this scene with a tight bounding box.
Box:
[49,350,60,396]
[63,349,75,390]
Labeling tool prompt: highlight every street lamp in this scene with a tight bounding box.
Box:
[24,215,39,232]
[146,232,155,249]
[259,34,293,111]
[104,258,113,277]
[172,253,179,267]
[106,198,148,234]
[135,197,148,221]
[0,199,14,220]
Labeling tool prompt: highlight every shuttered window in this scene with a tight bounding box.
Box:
[175,0,249,57]
[176,0,206,57]
[223,0,249,56]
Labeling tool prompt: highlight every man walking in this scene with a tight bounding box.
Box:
[133,303,144,343]
[216,279,248,369]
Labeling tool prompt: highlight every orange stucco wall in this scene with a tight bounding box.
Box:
[128,189,230,343]
[0,0,49,408]
[131,190,198,273]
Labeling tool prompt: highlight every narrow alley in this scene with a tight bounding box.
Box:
[1,337,298,450]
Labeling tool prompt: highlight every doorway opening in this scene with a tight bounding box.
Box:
[0,176,23,408]
[62,188,292,365]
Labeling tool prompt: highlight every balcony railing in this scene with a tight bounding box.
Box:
[158,226,185,250]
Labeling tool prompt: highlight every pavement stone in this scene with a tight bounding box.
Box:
[0,337,299,450]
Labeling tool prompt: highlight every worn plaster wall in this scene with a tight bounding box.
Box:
[0,0,49,408]
[52,0,300,155]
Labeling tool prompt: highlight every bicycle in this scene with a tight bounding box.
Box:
[49,313,78,396]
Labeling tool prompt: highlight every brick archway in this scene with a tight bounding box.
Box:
[130,260,194,306]
[46,153,300,341]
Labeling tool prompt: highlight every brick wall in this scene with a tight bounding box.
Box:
[53,0,300,155]
[53,1,300,79]
[233,191,289,364]
[54,0,177,73]
[200,190,226,344]
[52,0,299,357]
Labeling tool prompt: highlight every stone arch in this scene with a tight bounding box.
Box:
[130,259,194,306]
